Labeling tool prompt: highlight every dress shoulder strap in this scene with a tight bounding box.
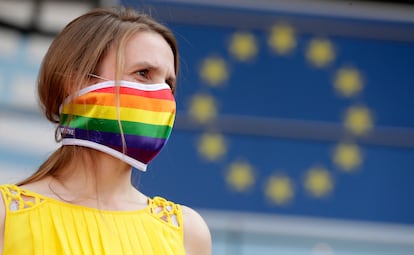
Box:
[0,184,44,212]
[149,196,183,229]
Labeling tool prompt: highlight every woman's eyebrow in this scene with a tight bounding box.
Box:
[133,61,157,69]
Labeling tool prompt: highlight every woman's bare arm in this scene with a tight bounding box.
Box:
[182,206,212,255]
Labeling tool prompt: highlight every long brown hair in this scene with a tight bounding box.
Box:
[18,6,178,185]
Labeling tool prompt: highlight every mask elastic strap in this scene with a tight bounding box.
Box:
[88,73,110,81]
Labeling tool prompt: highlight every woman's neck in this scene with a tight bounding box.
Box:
[40,150,146,210]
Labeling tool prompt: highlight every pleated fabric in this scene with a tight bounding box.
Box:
[0,184,185,255]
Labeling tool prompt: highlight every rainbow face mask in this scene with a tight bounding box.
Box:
[59,80,176,171]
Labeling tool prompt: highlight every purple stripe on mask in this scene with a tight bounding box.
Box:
[107,145,162,164]
[63,128,167,151]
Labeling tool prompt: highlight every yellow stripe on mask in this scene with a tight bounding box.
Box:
[62,104,175,127]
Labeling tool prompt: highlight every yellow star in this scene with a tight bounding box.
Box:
[229,31,258,61]
[306,38,335,68]
[200,57,229,86]
[226,161,255,192]
[197,133,227,161]
[265,174,294,205]
[344,106,373,135]
[188,94,218,123]
[334,67,363,97]
[304,167,333,198]
[268,23,296,55]
[333,143,362,172]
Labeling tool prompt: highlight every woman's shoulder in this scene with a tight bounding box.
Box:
[0,184,8,253]
[181,205,212,255]
[0,184,19,214]
[0,183,20,201]
[0,183,16,192]
[148,196,211,255]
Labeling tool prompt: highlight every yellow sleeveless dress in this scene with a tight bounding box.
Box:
[0,184,186,255]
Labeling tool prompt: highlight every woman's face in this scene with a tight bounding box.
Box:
[97,31,176,88]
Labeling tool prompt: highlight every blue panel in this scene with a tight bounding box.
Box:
[80,1,414,224]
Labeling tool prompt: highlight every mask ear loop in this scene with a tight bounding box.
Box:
[88,73,128,162]
[88,73,110,81]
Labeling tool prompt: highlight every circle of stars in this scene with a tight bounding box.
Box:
[187,21,372,207]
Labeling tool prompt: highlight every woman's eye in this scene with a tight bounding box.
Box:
[136,70,149,79]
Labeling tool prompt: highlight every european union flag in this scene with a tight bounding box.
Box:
[125,0,414,226]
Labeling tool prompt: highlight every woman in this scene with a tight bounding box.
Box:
[0,6,211,255]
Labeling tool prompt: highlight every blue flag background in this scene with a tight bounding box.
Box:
[121,1,414,225]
